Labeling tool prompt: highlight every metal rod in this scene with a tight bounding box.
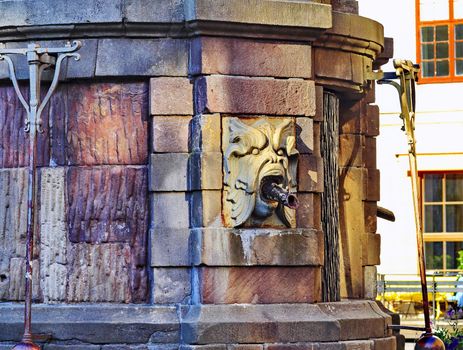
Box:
[0,41,81,350]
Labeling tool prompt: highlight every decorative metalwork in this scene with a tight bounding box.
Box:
[0,41,81,350]
[378,60,445,350]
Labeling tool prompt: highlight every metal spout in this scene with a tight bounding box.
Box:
[261,177,299,209]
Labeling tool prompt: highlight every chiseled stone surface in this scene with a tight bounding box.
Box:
[190,114,221,153]
[296,193,322,230]
[96,39,189,77]
[150,153,189,191]
[150,77,193,116]
[200,266,321,304]
[125,0,185,23]
[67,82,148,166]
[195,75,316,116]
[190,228,322,266]
[40,168,67,302]
[0,168,28,300]
[190,37,311,78]
[150,192,190,229]
[151,228,191,267]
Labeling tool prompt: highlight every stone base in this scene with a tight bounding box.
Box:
[0,301,395,349]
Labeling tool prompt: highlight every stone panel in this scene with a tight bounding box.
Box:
[150,153,189,191]
[0,168,27,300]
[125,0,185,23]
[195,75,315,116]
[364,169,380,202]
[152,267,191,304]
[339,134,363,168]
[150,77,193,116]
[296,193,322,230]
[66,166,148,302]
[152,116,192,153]
[362,234,381,267]
[190,191,222,228]
[66,82,148,166]
[363,137,376,170]
[191,228,322,266]
[150,192,190,229]
[364,201,377,234]
[96,39,189,77]
[40,168,67,302]
[372,337,395,350]
[296,117,314,154]
[66,39,99,79]
[190,37,311,78]
[200,266,321,304]
[190,114,221,153]
[297,155,324,193]
[67,243,132,303]
[151,228,191,267]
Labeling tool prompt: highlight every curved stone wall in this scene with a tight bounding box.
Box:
[0,1,396,349]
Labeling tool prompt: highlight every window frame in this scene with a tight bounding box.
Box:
[416,0,463,83]
[421,170,463,271]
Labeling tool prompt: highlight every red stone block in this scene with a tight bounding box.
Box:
[297,154,324,193]
[150,77,193,115]
[67,82,148,165]
[363,104,380,137]
[190,37,312,78]
[195,75,315,116]
[296,193,322,230]
[363,136,377,169]
[364,168,380,202]
[200,266,321,304]
[364,201,377,234]
[152,115,192,153]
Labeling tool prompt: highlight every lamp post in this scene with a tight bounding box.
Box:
[0,41,81,350]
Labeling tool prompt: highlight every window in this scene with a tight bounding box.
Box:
[423,173,463,270]
[416,0,463,82]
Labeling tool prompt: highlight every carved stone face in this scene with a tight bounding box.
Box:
[223,118,299,227]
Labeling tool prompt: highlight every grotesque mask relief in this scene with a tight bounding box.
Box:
[223,117,299,228]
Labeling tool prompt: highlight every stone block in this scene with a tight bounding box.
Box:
[228,345,263,350]
[66,167,149,254]
[315,49,352,83]
[96,39,189,77]
[364,201,377,234]
[44,345,101,350]
[190,37,311,78]
[191,228,322,266]
[200,266,321,304]
[313,122,321,156]
[150,193,190,229]
[124,0,185,23]
[150,153,189,191]
[364,169,380,202]
[189,152,223,190]
[151,228,191,266]
[153,268,191,304]
[339,134,364,168]
[66,82,148,166]
[297,155,324,193]
[191,114,221,153]
[0,303,179,344]
[180,346,226,350]
[152,116,192,153]
[195,75,315,116]
[364,266,377,300]
[67,243,133,303]
[185,0,332,29]
[362,234,381,267]
[363,105,380,137]
[8,258,40,301]
[296,193,322,230]
[181,303,340,344]
[317,301,388,341]
[339,101,362,135]
[363,137,376,169]
[150,77,193,116]
[331,0,359,14]
[264,344,314,350]
[0,0,122,27]
[296,117,314,154]
[372,337,395,350]
[190,191,222,228]
[314,85,324,122]
[40,168,67,302]
[0,168,27,299]
[343,341,373,350]
[66,39,98,79]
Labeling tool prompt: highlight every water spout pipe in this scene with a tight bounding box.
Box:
[261,179,299,209]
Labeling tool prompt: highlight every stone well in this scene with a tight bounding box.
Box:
[0,0,396,349]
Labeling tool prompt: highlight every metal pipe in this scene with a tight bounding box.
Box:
[261,179,299,209]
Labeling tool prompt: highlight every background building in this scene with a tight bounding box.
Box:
[359,0,463,275]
